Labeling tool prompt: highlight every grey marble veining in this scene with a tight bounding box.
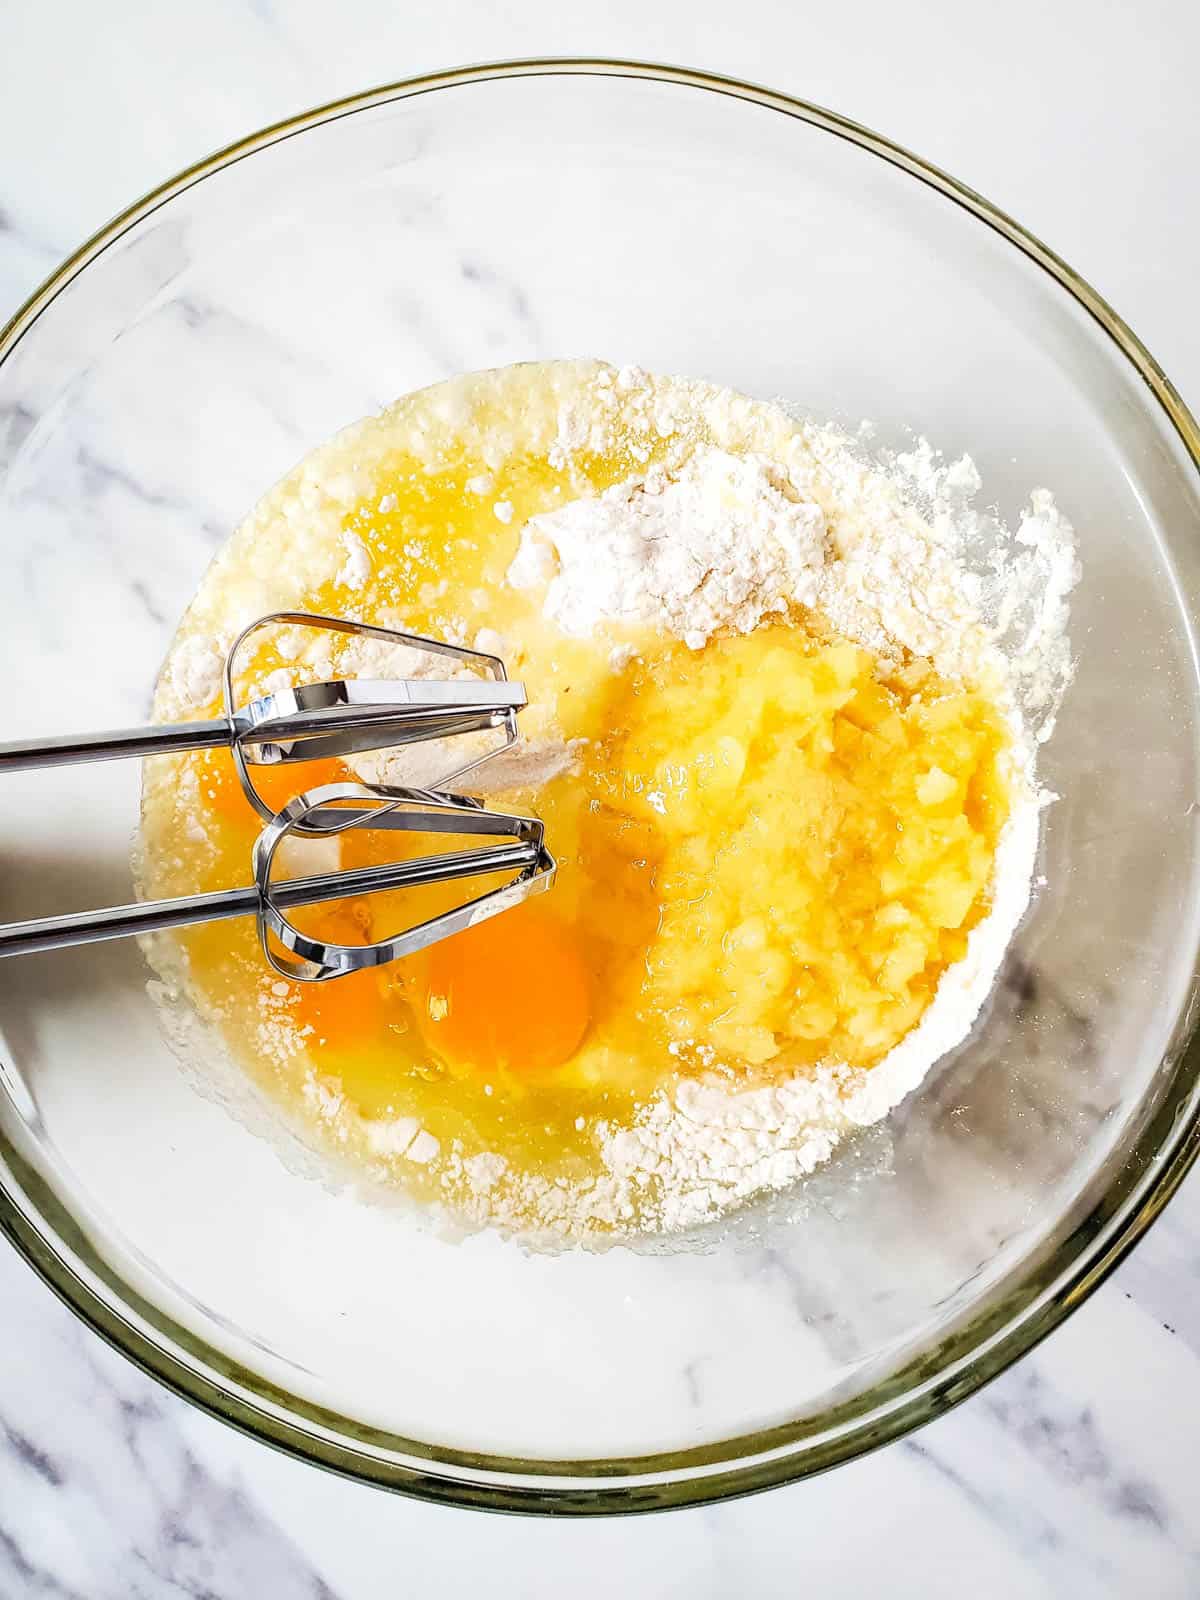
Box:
[3,1200,1199,1599]
[0,1247,339,1600]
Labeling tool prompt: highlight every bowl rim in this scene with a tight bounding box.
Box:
[2,55,1200,1516]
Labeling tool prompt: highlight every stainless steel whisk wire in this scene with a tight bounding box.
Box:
[0,612,555,981]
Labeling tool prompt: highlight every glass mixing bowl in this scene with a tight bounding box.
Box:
[2,60,1199,1514]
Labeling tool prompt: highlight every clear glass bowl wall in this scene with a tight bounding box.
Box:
[1,63,1199,1511]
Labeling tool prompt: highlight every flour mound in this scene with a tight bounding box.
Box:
[493,365,1080,1237]
[509,449,827,650]
[145,358,1080,1244]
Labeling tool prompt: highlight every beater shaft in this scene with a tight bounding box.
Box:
[0,679,526,773]
[0,838,540,958]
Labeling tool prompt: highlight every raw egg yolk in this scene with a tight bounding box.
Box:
[196,747,349,828]
[416,903,590,1073]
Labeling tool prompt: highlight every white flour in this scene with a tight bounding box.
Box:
[146,360,1080,1241]
[509,448,826,650]
[483,367,1078,1236]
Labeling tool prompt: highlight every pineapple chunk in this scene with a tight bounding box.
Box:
[549,620,1013,1076]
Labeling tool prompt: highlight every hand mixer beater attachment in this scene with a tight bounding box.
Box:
[0,612,555,981]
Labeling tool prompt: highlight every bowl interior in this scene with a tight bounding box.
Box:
[2,66,1199,1501]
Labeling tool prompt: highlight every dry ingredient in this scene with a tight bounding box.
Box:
[141,360,1078,1242]
[508,447,827,649]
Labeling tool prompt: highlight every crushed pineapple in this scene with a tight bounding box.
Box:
[536,623,1011,1076]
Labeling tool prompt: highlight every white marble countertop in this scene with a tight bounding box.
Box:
[2,2,1199,1594]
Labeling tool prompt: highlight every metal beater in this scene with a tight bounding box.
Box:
[0,612,555,981]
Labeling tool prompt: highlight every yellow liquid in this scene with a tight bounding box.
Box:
[140,362,1013,1233]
